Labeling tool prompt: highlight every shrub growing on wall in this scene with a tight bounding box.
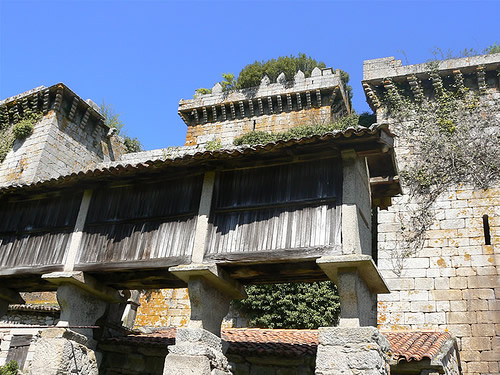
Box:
[233,281,340,329]
[0,361,18,375]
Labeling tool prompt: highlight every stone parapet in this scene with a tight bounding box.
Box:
[178,67,350,146]
[363,53,500,82]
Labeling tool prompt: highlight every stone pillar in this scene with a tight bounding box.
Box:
[315,327,390,375]
[316,256,391,374]
[317,255,388,327]
[29,272,126,375]
[337,270,377,327]
[166,264,246,375]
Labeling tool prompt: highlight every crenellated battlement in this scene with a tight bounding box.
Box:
[362,54,500,111]
[179,67,351,146]
[0,83,126,187]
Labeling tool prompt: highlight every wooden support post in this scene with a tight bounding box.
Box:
[64,189,93,271]
[191,172,215,263]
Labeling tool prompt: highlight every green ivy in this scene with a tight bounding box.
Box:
[233,281,340,329]
[234,113,364,146]
[206,138,222,151]
[0,109,41,163]
[0,361,18,375]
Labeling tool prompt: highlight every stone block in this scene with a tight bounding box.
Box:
[414,278,434,290]
[462,288,495,300]
[163,354,211,375]
[425,312,446,325]
[461,336,491,351]
[449,277,467,289]
[472,323,496,337]
[447,324,471,337]
[431,290,462,301]
[434,278,449,290]
[447,312,477,324]
[449,301,466,312]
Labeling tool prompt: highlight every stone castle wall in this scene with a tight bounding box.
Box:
[178,67,349,146]
[364,55,500,375]
[0,84,125,187]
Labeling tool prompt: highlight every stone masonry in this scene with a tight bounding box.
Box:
[363,54,500,375]
[179,67,350,146]
[0,84,125,187]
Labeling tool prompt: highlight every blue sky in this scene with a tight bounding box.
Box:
[1,0,498,150]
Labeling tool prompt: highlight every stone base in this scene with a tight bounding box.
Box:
[315,327,390,375]
[28,328,99,375]
[163,328,231,375]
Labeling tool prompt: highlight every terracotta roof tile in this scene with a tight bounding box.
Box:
[102,328,451,362]
[383,331,451,362]
[0,124,394,193]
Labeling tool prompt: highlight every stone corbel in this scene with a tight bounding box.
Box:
[317,254,390,328]
[169,263,246,336]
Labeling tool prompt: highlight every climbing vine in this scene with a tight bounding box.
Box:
[383,65,500,275]
[0,108,41,163]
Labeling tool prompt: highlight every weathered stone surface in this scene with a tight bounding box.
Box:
[164,328,232,375]
[28,330,98,375]
[315,327,390,375]
[369,53,500,375]
[163,354,211,374]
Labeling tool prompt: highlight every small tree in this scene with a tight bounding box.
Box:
[100,101,143,153]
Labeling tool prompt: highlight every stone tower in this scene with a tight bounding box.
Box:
[0,83,125,188]
[363,54,500,375]
[178,67,350,146]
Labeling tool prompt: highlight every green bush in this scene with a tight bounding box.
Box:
[0,360,19,375]
[12,111,40,140]
[123,136,143,153]
[233,281,340,329]
[234,113,362,146]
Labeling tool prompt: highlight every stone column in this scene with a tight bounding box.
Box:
[315,327,390,375]
[165,264,246,375]
[29,272,126,375]
[316,256,391,374]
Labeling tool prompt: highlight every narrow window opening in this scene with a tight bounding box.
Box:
[483,214,491,245]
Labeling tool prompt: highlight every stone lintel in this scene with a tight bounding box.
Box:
[169,263,246,300]
[316,254,390,294]
[0,287,25,304]
[42,271,127,303]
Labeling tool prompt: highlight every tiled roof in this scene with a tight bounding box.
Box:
[103,328,451,362]
[8,304,60,313]
[383,331,451,363]
[0,124,394,193]
[223,328,317,357]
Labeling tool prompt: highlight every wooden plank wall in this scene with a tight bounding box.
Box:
[77,174,203,264]
[0,191,82,268]
[206,159,342,255]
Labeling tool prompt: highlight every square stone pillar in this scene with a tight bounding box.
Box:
[28,272,126,375]
[165,264,246,375]
[315,327,391,375]
[317,255,389,327]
